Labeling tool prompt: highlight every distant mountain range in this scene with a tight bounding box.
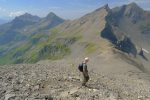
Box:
[0,2,150,73]
[0,12,64,64]
[0,18,8,25]
[0,12,64,45]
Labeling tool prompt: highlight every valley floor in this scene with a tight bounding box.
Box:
[0,58,150,100]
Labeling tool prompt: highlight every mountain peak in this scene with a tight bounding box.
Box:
[124,2,144,22]
[16,13,34,19]
[103,4,109,9]
[45,12,64,22]
[128,2,138,7]
[11,13,41,29]
[111,2,144,23]
[95,4,110,12]
[126,2,143,11]
[14,13,40,21]
[46,12,57,18]
[21,13,32,17]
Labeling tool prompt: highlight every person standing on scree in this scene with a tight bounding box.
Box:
[78,57,89,86]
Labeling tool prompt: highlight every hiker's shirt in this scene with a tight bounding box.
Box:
[82,63,88,77]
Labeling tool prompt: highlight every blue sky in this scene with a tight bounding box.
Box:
[0,0,150,20]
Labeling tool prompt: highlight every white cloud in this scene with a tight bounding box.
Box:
[9,11,25,17]
[0,7,6,12]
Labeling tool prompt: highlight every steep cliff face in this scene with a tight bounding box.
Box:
[101,3,149,56]
[101,22,137,56]
[101,2,150,73]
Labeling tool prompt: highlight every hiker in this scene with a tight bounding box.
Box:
[78,57,89,86]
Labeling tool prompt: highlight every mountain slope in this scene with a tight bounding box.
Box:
[52,5,110,57]
[0,18,8,25]
[101,2,150,72]
[11,13,41,29]
[0,13,65,64]
[0,3,150,100]
[0,13,41,45]
[23,12,65,35]
[0,5,110,64]
[0,3,149,75]
[0,12,65,45]
[0,59,150,99]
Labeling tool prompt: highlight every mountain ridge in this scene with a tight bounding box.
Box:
[101,2,150,72]
[0,3,149,74]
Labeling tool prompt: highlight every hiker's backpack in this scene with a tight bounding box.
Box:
[78,63,83,72]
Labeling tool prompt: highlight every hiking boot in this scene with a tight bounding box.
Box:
[82,83,87,87]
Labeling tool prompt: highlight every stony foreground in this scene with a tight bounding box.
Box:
[0,60,150,100]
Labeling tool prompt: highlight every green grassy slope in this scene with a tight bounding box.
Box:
[0,5,109,64]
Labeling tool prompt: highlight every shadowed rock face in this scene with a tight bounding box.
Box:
[116,36,137,56]
[101,18,137,56]
[101,2,150,73]
[101,23,117,44]
[101,23,137,56]
[101,2,149,56]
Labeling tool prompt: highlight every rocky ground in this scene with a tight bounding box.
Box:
[0,59,150,100]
